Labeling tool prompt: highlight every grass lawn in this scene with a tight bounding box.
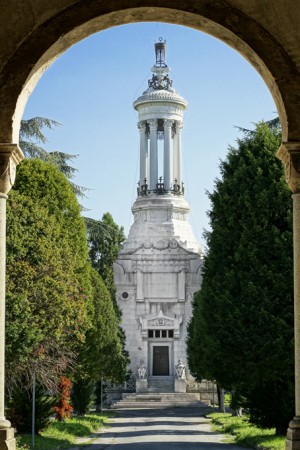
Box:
[16,412,115,450]
[208,413,285,450]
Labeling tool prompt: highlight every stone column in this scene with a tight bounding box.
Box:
[277,143,300,450]
[144,124,149,183]
[178,269,186,302]
[138,122,148,187]
[0,143,24,450]
[149,119,158,191]
[173,121,183,187]
[163,120,173,191]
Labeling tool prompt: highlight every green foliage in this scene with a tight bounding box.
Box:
[71,379,95,415]
[76,268,129,383]
[85,212,125,305]
[7,383,56,433]
[20,117,60,156]
[187,120,294,432]
[16,412,112,449]
[208,413,285,449]
[85,213,130,383]
[6,159,92,390]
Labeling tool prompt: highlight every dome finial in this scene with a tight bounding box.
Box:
[154,38,167,68]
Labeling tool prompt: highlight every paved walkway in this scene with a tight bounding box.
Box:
[72,407,249,450]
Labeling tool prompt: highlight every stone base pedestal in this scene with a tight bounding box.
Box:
[0,427,16,450]
[136,379,148,393]
[286,417,300,449]
[175,379,186,393]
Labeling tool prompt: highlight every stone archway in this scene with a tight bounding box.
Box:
[1,2,300,449]
[2,2,300,144]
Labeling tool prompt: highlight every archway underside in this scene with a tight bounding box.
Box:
[0,1,300,143]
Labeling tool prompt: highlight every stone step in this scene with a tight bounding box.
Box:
[147,376,174,393]
[111,393,211,409]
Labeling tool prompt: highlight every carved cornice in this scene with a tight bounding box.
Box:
[0,144,24,195]
[133,91,188,109]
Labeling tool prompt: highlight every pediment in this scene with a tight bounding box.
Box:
[139,309,182,340]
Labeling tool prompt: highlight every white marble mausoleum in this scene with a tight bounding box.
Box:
[114,39,202,392]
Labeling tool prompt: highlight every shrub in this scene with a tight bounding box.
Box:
[72,379,95,415]
[53,376,73,421]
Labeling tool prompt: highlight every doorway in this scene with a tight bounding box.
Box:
[153,346,169,375]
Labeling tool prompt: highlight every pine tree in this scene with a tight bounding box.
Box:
[20,117,88,198]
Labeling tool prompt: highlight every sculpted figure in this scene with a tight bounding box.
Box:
[137,359,147,379]
[175,359,186,379]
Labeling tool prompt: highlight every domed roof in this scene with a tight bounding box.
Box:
[133,87,188,110]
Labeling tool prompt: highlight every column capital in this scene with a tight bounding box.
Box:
[138,121,147,131]
[164,119,173,128]
[148,119,157,128]
[175,121,183,131]
[277,142,300,193]
[0,144,24,195]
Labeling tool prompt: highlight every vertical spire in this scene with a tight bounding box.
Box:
[148,38,172,91]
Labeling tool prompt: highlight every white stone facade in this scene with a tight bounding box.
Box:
[114,40,202,389]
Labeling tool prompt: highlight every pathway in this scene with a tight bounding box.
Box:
[71,407,249,450]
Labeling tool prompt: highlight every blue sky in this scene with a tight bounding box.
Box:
[23,22,276,249]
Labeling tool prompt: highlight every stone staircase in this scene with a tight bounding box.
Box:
[147,376,174,393]
[110,392,211,409]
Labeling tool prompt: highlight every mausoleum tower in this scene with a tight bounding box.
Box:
[114,39,202,392]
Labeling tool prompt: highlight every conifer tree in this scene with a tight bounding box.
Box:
[19,117,88,198]
[5,158,92,391]
[187,120,294,433]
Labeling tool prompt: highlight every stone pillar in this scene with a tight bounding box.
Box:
[136,379,148,393]
[173,121,183,187]
[144,124,149,183]
[164,120,173,191]
[138,122,148,187]
[175,378,186,393]
[149,119,158,191]
[136,270,144,302]
[0,143,24,450]
[277,143,300,450]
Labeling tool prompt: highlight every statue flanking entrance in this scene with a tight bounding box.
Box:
[114,39,202,393]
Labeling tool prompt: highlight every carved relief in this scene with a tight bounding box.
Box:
[139,310,182,340]
[148,318,174,327]
[132,259,188,272]
[171,211,187,221]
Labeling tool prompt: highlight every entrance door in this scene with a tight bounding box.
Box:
[153,346,169,375]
